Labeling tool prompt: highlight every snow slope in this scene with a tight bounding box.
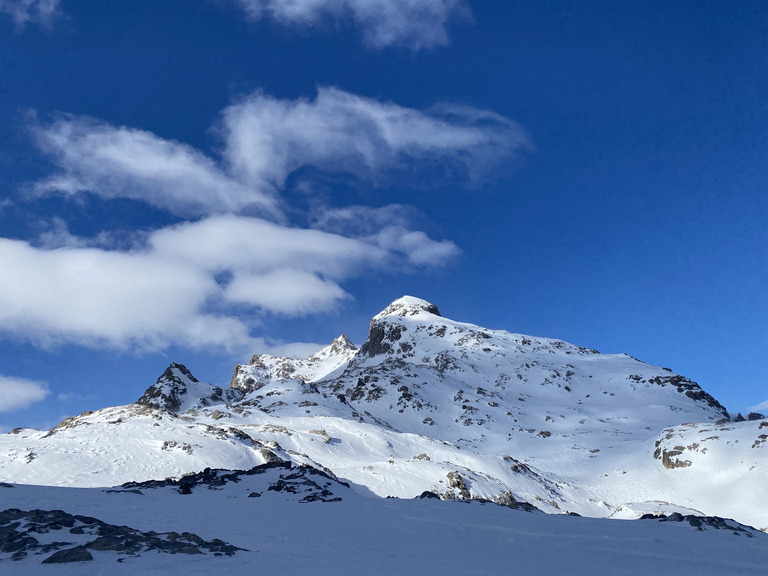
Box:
[1,296,765,530]
[2,477,766,575]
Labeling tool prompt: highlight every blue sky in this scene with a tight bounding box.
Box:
[1,0,766,430]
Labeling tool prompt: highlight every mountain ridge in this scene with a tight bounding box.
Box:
[1,296,765,531]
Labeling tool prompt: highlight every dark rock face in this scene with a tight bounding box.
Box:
[41,546,93,564]
[358,298,439,358]
[423,303,441,316]
[418,491,440,499]
[639,512,759,537]
[121,461,292,492]
[646,375,729,418]
[0,508,243,564]
[748,412,765,421]
[119,461,349,503]
[360,321,407,358]
[268,471,342,503]
[1,522,39,560]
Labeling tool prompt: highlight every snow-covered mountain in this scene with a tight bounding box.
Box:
[1,296,766,538]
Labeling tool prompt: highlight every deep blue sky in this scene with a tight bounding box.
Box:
[1,0,766,430]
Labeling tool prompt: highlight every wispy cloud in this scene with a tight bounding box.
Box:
[30,114,282,220]
[221,87,529,190]
[56,391,94,402]
[231,0,471,50]
[5,87,527,353]
[0,0,61,29]
[32,89,528,220]
[314,204,460,267]
[0,375,49,412]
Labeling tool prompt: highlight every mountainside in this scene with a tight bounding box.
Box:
[1,296,766,532]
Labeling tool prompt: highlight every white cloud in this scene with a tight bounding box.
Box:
[148,213,385,278]
[0,234,231,350]
[0,375,49,412]
[8,88,528,353]
[0,214,393,351]
[31,114,282,220]
[232,0,471,50]
[32,89,528,219]
[0,211,455,352]
[223,269,349,315]
[221,87,529,189]
[0,0,60,28]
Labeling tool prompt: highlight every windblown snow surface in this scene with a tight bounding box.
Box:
[1,297,766,573]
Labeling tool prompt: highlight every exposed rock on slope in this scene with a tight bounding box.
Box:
[0,507,243,564]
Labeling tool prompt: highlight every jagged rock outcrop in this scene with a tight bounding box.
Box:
[119,461,350,503]
[0,508,243,563]
[639,512,760,537]
[138,363,241,413]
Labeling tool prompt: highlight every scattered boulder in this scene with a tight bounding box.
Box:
[446,471,471,500]
[418,491,440,499]
[308,429,332,444]
[42,545,93,564]
[493,491,537,512]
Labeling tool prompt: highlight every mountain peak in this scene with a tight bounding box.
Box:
[329,334,356,353]
[373,296,441,321]
[136,363,198,412]
[137,363,239,413]
[360,297,441,358]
